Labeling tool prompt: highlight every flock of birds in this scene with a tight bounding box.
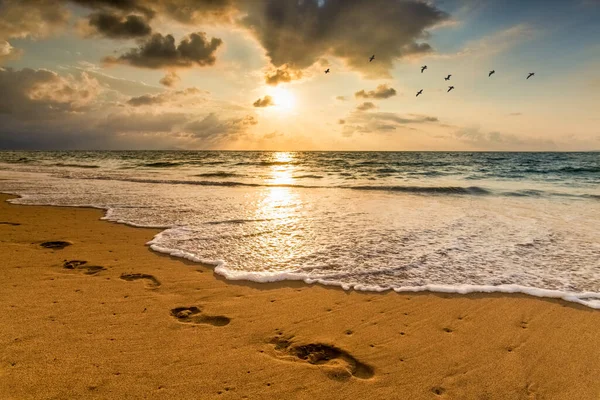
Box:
[324,54,536,97]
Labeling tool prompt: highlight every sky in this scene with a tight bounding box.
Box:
[0,0,599,151]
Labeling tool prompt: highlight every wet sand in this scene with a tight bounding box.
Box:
[1,193,599,399]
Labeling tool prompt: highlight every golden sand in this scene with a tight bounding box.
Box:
[0,194,599,399]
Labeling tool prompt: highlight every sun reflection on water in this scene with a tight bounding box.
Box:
[253,152,308,264]
[268,152,295,186]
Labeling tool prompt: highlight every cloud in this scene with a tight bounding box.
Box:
[103,32,223,69]
[253,95,275,107]
[239,0,447,78]
[342,110,438,136]
[335,96,347,101]
[265,64,303,86]
[159,71,180,87]
[0,66,255,149]
[356,102,377,111]
[0,67,101,118]
[99,111,187,133]
[82,11,152,39]
[70,0,155,18]
[184,113,257,141]
[0,0,70,41]
[450,126,557,150]
[354,84,397,99]
[127,87,205,106]
[150,0,238,24]
[0,0,70,61]
[71,0,237,23]
[71,65,165,97]
[0,40,22,64]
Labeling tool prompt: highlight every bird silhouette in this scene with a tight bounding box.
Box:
[369,55,375,62]
[447,86,455,93]
[421,65,427,73]
[325,68,330,74]
[416,89,423,97]
[488,70,495,77]
[527,72,535,79]
[445,74,451,81]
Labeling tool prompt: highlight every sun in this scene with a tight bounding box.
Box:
[266,87,296,111]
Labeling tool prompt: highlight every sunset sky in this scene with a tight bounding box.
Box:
[0,0,599,151]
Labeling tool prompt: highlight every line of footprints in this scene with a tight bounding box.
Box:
[40,240,375,381]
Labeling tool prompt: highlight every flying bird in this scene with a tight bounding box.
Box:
[416,89,423,97]
[488,70,495,77]
[421,65,428,73]
[445,74,451,81]
[325,68,330,74]
[527,72,535,79]
[447,86,455,93]
[369,55,375,62]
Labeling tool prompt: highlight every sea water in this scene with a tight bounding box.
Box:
[1,151,598,307]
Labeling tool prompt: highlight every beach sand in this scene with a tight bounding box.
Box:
[1,193,599,399]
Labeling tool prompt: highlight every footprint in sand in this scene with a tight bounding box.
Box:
[269,336,374,381]
[41,241,71,249]
[120,273,161,288]
[63,260,106,275]
[0,221,20,226]
[170,307,230,327]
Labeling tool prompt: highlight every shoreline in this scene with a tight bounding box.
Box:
[1,193,600,399]
[3,192,600,309]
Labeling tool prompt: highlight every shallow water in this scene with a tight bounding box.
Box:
[1,151,599,307]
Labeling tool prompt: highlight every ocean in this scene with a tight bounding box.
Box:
[1,151,599,307]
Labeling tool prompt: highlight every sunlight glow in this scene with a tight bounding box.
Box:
[266,87,296,111]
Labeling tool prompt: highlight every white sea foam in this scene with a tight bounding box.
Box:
[1,153,599,309]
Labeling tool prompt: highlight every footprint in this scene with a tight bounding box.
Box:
[120,273,161,288]
[0,221,20,226]
[270,337,374,381]
[41,241,71,249]
[170,307,230,327]
[63,260,106,275]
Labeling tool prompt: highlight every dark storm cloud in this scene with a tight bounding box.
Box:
[86,11,152,38]
[354,84,397,99]
[253,95,274,107]
[239,0,448,77]
[103,32,223,69]
[356,102,377,111]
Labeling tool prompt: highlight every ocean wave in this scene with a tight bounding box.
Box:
[293,174,324,179]
[74,175,600,199]
[349,185,492,195]
[140,161,183,168]
[194,172,245,178]
[145,238,600,309]
[52,163,100,169]
[234,161,297,167]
